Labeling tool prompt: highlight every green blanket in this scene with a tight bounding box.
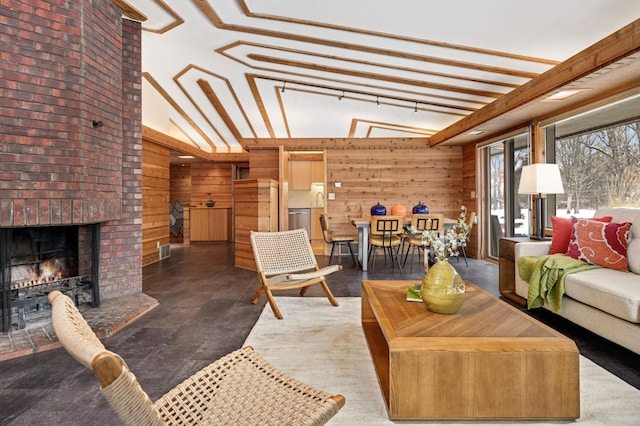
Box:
[518,254,600,312]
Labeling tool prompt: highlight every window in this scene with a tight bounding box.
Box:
[486,133,530,257]
[545,95,640,218]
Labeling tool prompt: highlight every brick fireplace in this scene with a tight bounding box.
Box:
[0,0,143,331]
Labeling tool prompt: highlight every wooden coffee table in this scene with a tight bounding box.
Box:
[361,280,580,420]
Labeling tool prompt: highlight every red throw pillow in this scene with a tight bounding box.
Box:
[566,218,632,271]
[550,215,612,254]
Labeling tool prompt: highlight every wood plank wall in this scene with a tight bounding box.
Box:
[234,178,279,270]
[191,162,233,208]
[462,144,479,258]
[142,141,170,265]
[249,149,279,180]
[325,147,464,236]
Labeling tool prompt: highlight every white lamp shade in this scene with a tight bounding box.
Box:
[518,163,565,195]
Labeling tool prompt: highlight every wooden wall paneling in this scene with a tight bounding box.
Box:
[191,162,233,208]
[279,147,289,232]
[462,144,479,259]
[142,141,170,266]
[325,147,464,237]
[233,179,279,270]
[249,149,280,180]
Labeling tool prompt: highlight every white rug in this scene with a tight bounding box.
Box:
[244,297,640,425]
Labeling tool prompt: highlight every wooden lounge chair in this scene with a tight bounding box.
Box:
[48,290,345,426]
[250,228,342,319]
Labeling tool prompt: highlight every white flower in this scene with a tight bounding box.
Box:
[421,207,469,262]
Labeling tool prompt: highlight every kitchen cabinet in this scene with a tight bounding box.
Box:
[289,160,323,190]
[191,208,231,241]
[311,161,324,184]
[289,161,312,190]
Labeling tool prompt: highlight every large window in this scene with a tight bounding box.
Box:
[487,134,529,257]
[545,95,640,218]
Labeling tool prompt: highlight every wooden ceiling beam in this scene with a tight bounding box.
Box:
[429,18,640,147]
[111,0,147,21]
[242,137,431,150]
[143,126,250,162]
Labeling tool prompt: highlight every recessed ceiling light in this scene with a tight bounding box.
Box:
[544,89,585,101]
[467,130,484,135]
[177,155,195,159]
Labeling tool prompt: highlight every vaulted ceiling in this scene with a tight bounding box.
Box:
[121,1,640,157]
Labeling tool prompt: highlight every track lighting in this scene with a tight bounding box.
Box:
[273,79,422,114]
[92,120,104,129]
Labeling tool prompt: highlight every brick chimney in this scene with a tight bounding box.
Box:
[0,0,143,298]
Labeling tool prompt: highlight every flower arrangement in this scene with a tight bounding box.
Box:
[421,206,470,262]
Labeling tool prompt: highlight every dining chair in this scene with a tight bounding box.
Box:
[368,215,404,273]
[319,214,358,267]
[452,211,476,266]
[402,213,445,273]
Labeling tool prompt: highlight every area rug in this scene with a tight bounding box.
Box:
[244,297,640,425]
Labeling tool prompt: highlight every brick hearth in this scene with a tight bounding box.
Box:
[0,293,158,362]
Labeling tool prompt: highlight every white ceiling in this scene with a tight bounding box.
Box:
[125,0,640,154]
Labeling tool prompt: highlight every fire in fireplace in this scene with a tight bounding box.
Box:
[0,225,100,332]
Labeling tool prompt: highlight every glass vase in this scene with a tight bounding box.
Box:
[420,258,466,314]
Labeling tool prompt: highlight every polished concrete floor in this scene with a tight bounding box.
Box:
[0,242,638,425]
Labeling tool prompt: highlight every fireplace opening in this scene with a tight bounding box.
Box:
[1,224,100,332]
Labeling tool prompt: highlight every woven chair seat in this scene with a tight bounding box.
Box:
[48,291,344,426]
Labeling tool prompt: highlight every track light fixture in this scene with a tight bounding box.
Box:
[272,78,422,114]
[92,120,104,129]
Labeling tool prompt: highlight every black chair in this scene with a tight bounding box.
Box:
[320,214,358,267]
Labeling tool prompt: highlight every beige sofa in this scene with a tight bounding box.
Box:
[514,207,640,355]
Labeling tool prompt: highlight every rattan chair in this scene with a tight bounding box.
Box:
[368,215,404,273]
[250,228,342,319]
[403,213,444,273]
[319,214,358,267]
[48,290,345,426]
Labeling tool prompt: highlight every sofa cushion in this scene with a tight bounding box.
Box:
[550,215,612,254]
[566,218,631,271]
[564,268,640,323]
[595,208,640,274]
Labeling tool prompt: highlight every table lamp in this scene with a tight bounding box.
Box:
[518,163,564,240]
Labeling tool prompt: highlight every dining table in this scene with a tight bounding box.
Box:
[351,216,457,272]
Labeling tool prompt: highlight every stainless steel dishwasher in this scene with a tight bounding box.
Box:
[288,208,311,239]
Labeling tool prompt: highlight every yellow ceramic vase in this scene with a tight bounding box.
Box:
[421,258,466,314]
